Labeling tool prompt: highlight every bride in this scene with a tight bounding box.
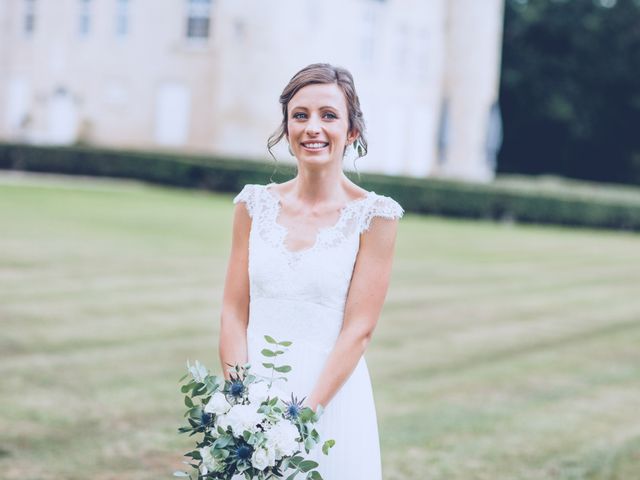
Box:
[218,63,404,479]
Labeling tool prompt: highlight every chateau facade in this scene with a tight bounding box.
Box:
[0,0,505,181]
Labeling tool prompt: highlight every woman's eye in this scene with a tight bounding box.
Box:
[292,112,336,120]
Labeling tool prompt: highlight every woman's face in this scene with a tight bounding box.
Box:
[286,83,356,167]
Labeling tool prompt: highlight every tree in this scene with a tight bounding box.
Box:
[498,0,640,185]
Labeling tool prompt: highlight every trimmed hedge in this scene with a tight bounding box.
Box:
[1,143,639,232]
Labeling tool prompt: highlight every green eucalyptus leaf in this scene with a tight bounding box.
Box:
[192,385,207,397]
[274,365,292,373]
[279,341,293,347]
[213,434,233,449]
[205,377,220,393]
[261,349,276,357]
[304,436,315,452]
[189,406,203,420]
[298,408,314,423]
[264,335,278,344]
[262,362,274,369]
[289,455,303,467]
[299,460,319,472]
[322,439,335,455]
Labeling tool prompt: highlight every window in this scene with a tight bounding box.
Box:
[23,0,36,36]
[155,84,191,146]
[115,0,129,37]
[186,0,212,40]
[437,99,451,166]
[78,0,92,37]
[361,1,383,70]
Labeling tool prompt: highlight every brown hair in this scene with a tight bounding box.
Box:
[267,63,368,161]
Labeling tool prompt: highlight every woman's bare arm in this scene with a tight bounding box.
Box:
[218,201,252,379]
[304,216,399,410]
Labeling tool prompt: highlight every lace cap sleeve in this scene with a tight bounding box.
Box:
[232,184,258,218]
[360,194,405,233]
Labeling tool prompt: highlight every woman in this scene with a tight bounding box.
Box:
[219,63,404,478]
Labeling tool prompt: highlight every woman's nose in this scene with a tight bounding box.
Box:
[305,117,320,134]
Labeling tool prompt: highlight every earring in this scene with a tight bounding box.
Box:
[352,138,362,157]
[287,143,294,156]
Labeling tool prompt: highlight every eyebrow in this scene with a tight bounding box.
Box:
[290,106,338,111]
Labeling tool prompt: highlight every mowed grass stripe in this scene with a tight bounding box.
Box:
[1,172,639,479]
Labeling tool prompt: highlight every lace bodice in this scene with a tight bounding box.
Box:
[232,182,404,358]
[232,182,397,479]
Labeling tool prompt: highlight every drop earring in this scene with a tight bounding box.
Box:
[287,143,294,156]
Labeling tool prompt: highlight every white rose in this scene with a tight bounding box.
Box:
[248,382,271,405]
[226,404,265,437]
[216,413,230,432]
[199,446,221,474]
[265,420,300,459]
[204,391,231,415]
[251,446,275,470]
[264,442,278,464]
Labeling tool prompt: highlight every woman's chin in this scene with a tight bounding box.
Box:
[297,155,338,168]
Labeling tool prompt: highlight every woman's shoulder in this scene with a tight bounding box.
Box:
[368,191,404,217]
[232,183,272,217]
[359,191,405,233]
[232,183,272,199]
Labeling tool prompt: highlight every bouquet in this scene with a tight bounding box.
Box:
[174,336,335,480]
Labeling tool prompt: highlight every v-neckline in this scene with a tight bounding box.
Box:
[264,182,373,255]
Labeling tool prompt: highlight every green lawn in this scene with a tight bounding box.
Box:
[1,172,639,480]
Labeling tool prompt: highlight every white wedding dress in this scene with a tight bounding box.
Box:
[232,182,404,479]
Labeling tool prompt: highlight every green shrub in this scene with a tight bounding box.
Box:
[1,143,639,232]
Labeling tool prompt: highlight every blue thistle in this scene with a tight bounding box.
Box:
[229,380,245,398]
[225,372,246,403]
[234,444,252,462]
[200,411,212,427]
[284,393,305,420]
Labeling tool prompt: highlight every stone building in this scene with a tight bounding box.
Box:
[0,0,505,182]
